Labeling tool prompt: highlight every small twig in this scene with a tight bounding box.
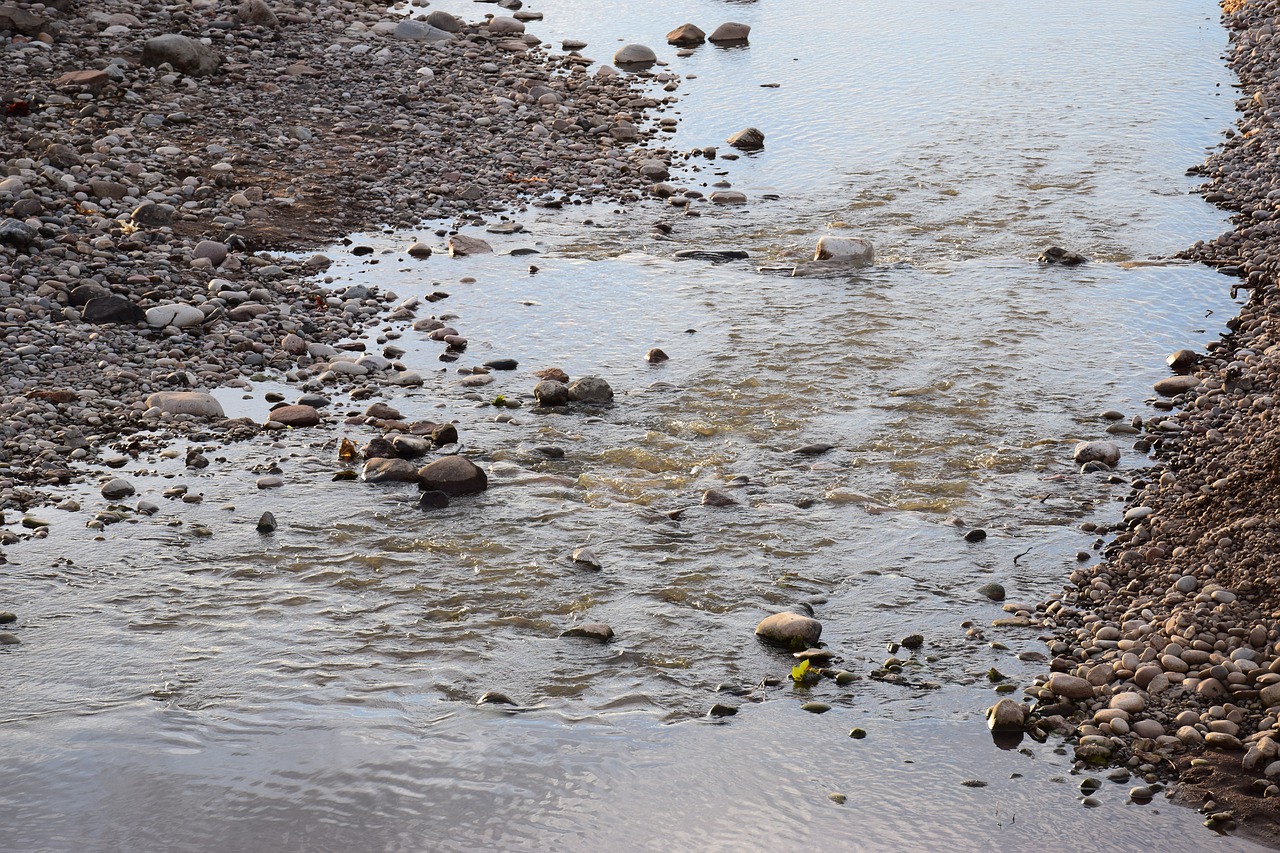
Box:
[1013,547,1033,565]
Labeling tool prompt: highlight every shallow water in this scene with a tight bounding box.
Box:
[2,0,1270,850]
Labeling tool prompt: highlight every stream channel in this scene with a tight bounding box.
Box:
[2,0,1274,850]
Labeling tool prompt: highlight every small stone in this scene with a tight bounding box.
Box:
[256,511,277,532]
[645,348,669,363]
[849,728,867,739]
[801,701,831,714]
[964,528,987,543]
[256,475,284,489]
[708,703,738,717]
[571,547,603,569]
[0,632,20,645]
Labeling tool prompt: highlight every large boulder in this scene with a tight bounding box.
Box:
[417,456,488,496]
[141,34,222,76]
[145,391,225,418]
[755,611,822,648]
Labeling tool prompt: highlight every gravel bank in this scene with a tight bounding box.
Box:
[0,0,677,512]
[1021,0,1280,843]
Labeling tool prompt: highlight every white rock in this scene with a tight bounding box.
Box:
[144,391,225,418]
[814,236,875,265]
[145,303,206,329]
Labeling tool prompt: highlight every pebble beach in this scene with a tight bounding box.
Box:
[0,0,676,512]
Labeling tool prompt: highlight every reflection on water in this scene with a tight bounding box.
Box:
[2,0,1267,849]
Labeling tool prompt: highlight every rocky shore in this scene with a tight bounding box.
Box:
[1012,0,1280,843]
[0,0,679,514]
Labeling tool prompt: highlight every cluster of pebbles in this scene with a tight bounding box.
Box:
[986,0,1280,838]
[0,0,682,512]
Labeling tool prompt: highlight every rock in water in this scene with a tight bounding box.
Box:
[447,234,493,256]
[708,22,750,43]
[814,236,875,265]
[560,623,614,642]
[101,478,135,499]
[1153,375,1199,396]
[614,44,658,67]
[266,404,320,427]
[417,456,488,496]
[256,511,277,532]
[362,458,420,483]
[987,698,1027,731]
[534,380,569,407]
[417,490,450,510]
[568,376,613,403]
[1072,440,1120,467]
[667,24,705,46]
[727,127,765,151]
[755,611,822,647]
[1038,246,1087,265]
[142,34,222,76]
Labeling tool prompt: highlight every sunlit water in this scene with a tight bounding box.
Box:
[2,0,1268,850]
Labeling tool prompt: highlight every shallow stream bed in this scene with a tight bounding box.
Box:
[2,0,1272,849]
